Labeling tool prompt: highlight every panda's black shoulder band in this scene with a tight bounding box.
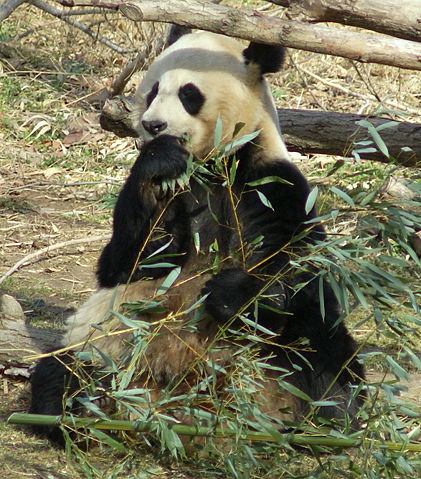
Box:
[243,42,285,74]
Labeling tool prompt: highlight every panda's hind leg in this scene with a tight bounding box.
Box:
[29,352,81,446]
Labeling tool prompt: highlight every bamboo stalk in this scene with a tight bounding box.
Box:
[8,413,421,452]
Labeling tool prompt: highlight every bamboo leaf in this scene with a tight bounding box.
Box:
[156,266,181,295]
[318,276,326,319]
[385,355,409,381]
[247,175,292,187]
[256,190,274,210]
[90,429,126,453]
[330,186,355,207]
[305,186,318,214]
[278,380,312,402]
[213,116,223,147]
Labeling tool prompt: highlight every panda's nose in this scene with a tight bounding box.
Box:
[142,120,168,136]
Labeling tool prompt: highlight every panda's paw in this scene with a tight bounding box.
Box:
[135,135,189,181]
[202,268,261,324]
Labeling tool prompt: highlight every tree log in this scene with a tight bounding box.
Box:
[0,0,26,22]
[0,295,62,366]
[58,0,421,71]
[269,0,421,43]
[100,95,420,167]
[278,109,420,166]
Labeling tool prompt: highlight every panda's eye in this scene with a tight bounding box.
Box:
[178,83,205,116]
[146,81,159,108]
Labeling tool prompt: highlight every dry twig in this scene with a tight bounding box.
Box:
[0,234,110,285]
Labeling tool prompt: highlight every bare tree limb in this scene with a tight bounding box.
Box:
[0,0,26,22]
[99,95,421,167]
[29,0,131,54]
[268,0,421,42]
[0,234,110,285]
[57,0,421,71]
[268,0,421,43]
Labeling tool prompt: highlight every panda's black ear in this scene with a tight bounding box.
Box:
[243,42,285,74]
[166,25,192,47]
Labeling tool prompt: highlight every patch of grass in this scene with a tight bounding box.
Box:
[0,196,36,214]
[0,78,22,109]
[1,276,80,327]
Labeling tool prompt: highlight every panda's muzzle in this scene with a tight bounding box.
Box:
[142,120,168,136]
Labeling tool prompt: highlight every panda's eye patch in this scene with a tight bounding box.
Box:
[178,83,205,115]
[146,82,159,108]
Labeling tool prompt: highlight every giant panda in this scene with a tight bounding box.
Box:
[29,30,365,445]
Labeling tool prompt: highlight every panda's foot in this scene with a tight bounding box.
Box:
[202,268,263,324]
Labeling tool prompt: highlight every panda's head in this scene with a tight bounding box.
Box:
[136,31,289,161]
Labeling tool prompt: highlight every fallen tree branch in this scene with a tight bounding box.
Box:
[99,95,421,167]
[0,234,110,285]
[268,0,421,43]
[0,0,26,22]
[57,0,421,71]
[0,295,62,365]
[29,0,131,54]
[278,109,420,166]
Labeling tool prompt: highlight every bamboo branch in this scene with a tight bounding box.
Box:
[57,0,421,71]
[268,1,421,43]
[8,413,421,452]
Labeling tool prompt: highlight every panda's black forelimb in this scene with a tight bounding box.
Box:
[203,267,289,332]
[97,135,192,288]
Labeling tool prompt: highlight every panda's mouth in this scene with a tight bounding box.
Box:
[180,133,190,145]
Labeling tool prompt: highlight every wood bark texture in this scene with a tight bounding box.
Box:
[100,96,420,167]
[57,0,421,71]
[269,0,421,43]
[0,295,62,365]
[0,0,26,22]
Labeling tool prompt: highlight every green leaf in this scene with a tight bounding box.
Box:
[232,122,245,137]
[224,129,261,152]
[247,175,292,187]
[76,397,109,420]
[156,266,181,295]
[376,120,399,132]
[256,190,274,210]
[356,120,389,157]
[329,186,355,207]
[305,186,318,214]
[193,231,201,254]
[318,276,326,319]
[183,292,209,315]
[229,158,238,184]
[311,400,340,407]
[213,116,223,147]
[278,380,312,402]
[385,355,409,381]
[90,429,126,453]
[140,262,176,269]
